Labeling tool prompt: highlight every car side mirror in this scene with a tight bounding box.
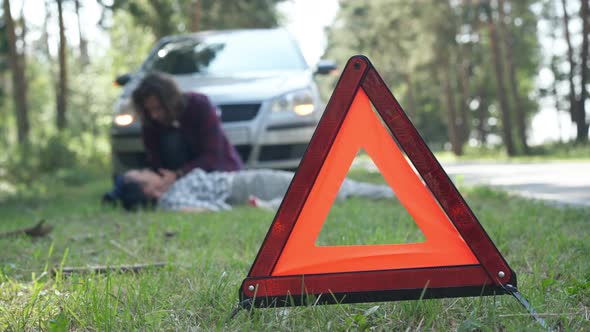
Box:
[314,60,338,75]
[114,73,132,87]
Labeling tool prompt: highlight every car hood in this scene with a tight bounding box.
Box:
[172,70,313,104]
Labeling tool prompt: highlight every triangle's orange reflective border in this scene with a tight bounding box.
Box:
[240,55,516,307]
[272,89,477,275]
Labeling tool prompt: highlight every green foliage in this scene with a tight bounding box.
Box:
[107,0,285,39]
[66,56,124,141]
[323,0,541,153]
[526,141,590,159]
[25,56,55,139]
[1,144,39,184]
[195,0,284,31]
[48,312,70,332]
[323,1,457,147]
[0,9,136,187]
[107,11,156,76]
[323,2,439,146]
[0,54,54,149]
[36,134,78,173]
[0,132,109,188]
[1,28,114,174]
[0,17,8,71]
[436,141,590,162]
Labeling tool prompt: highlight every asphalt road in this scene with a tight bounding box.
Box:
[354,160,590,208]
[441,161,590,207]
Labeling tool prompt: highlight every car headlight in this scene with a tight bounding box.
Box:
[271,89,315,116]
[114,114,134,126]
[114,98,136,126]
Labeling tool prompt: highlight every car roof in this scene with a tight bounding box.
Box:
[157,28,290,44]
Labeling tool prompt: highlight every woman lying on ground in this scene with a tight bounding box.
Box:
[119,168,395,212]
[103,72,243,207]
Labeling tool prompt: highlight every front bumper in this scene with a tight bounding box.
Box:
[111,121,317,175]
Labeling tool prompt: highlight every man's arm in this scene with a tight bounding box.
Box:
[179,94,234,174]
[141,125,163,169]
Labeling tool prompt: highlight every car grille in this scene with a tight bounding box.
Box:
[259,143,308,162]
[218,104,261,122]
[234,144,252,163]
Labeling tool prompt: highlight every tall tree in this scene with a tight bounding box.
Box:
[191,0,201,32]
[42,0,57,84]
[441,53,462,155]
[196,0,283,31]
[484,0,516,155]
[99,0,285,39]
[498,0,530,154]
[475,90,490,145]
[456,44,471,148]
[458,0,493,147]
[576,0,590,142]
[74,0,89,67]
[324,0,468,149]
[57,0,68,130]
[456,0,477,147]
[434,1,463,155]
[97,0,176,39]
[41,0,52,60]
[3,0,29,144]
[547,1,567,143]
[551,56,565,143]
[17,0,26,75]
[561,0,578,124]
[325,0,541,152]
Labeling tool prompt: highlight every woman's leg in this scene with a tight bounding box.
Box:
[228,169,394,207]
[227,169,295,204]
[337,178,395,201]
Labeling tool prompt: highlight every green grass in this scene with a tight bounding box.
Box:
[434,142,590,162]
[0,169,589,331]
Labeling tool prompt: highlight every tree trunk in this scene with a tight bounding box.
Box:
[42,0,58,86]
[75,0,90,67]
[441,54,463,156]
[551,61,564,144]
[484,1,516,156]
[476,95,488,145]
[18,0,26,77]
[549,9,564,143]
[147,0,176,38]
[576,0,590,142]
[498,0,529,154]
[57,0,68,130]
[403,72,416,120]
[457,48,471,147]
[42,1,52,60]
[3,0,29,144]
[456,0,474,146]
[561,0,578,123]
[191,0,201,32]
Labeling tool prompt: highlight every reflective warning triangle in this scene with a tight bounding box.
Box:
[240,55,516,307]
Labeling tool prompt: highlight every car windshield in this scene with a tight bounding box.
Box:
[145,30,307,75]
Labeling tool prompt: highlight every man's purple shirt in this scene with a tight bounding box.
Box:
[141,92,243,173]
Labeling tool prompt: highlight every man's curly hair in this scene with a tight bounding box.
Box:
[132,72,186,127]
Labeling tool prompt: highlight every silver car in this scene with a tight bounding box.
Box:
[111,28,336,175]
